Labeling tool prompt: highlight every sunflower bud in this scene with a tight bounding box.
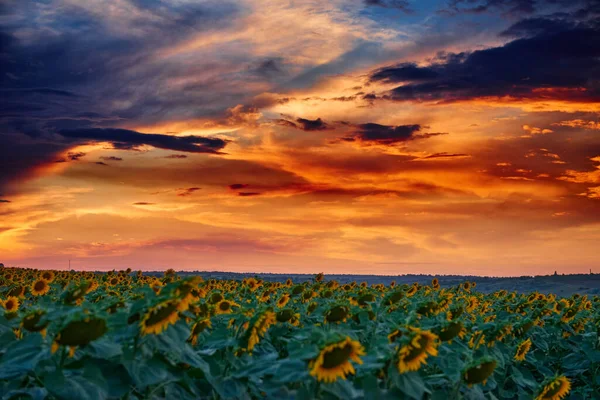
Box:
[463,359,496,386]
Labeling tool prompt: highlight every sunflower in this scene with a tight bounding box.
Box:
[301,290,316,303]
[244,277,261,292]
[40,270,55,282]
[468,331,486,349]
[309,337,364,383]
[52,317,107,357]
[63,281,92,305]
[388,329,403,343]
[535,376,571,400]
[8,285,25,298]
[384,290,404,305]
[3,296,19,312]
[561,308,577,323]
[208,291,224,304]
[31,279,50,296]
[140,300,180,335]
[245,310,276,351]
[397,329,439,373]
[276,293,290,307]
[22,310,49,338]
[466,297,479,313]
[276,308,296,322]
[406,286,418,297]
[107,276,120,286]
[215,299,240,315]
[325,305,349,324]
[438,321,466,343]
[484,314,496,324]
[188,318,212,345]
[463,358,496,387]
[514,338,532,362]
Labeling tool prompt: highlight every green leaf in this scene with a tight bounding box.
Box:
[2,387,48,400]
[393,371,430,400]
[123,355,172,389]
[85,338,123,359]
[271,359,310,383]
[361,375,383,400]
[44,369,108,400]
[322,379,362,399]
[0,333,48,380]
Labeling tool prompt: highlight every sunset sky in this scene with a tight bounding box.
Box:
[1,0,599,276]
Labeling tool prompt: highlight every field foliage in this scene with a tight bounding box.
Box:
[0,267,596,399]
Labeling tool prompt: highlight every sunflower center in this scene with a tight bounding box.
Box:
[145,302,179,326]
[193,320,210,334]
[542,380,566,397]
[403,343,427,362]
[219,301,231,311]
[321,343,353,369]
[34,280,47,291]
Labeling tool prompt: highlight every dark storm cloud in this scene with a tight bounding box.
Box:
[67,152,86,161]
[370,63,439,83]
[370,19,600,103]
[0,133,66,193]
[164,154,188,159]
[100,156,123,162]
[58,128,229,154]
[440,0,591,16]
[176,187,201,197]
[0,0,244,192]
[0,0,249,130]
[421,152,471,159]
[0,125,229,192]
[499,17,577,37]
[296,118,329,131]
[229,183,249,190]
[273,119,300,129]
[253,58,286,79]
[273,117,330,131]
[364,0,414,13]
[341,123,446,145]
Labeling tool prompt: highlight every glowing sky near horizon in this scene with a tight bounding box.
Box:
[1,0,599,276]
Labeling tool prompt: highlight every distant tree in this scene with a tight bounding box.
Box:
[0,263,3,268]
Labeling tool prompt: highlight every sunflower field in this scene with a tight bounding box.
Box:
[0,267,597,399]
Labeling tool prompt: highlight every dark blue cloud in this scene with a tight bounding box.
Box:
[296,118,329,131]
[341,123,446,145]
[441,0,590,16]
[0,0,245,128]
[58,128,229,154]
[364,0,414,13]
[370,19,600,103]
[499,16,577,37]
[370,63,439,83]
